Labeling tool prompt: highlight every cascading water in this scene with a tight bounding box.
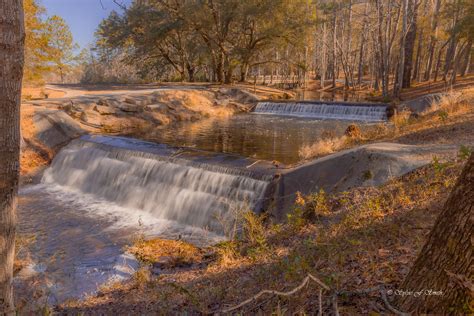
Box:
[254,102,388,121]
[42,136,272,232]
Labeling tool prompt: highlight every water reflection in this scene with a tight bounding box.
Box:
[295,89,370,102]
[135,114,370,165]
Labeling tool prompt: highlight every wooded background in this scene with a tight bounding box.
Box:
[85,0,474,98]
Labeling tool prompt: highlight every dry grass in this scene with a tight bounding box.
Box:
[298,88,473,161]
[359,87,474,145]
[127,239,203,268]
[299,135,349,159]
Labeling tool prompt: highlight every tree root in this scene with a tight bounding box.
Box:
[218,273,410,315]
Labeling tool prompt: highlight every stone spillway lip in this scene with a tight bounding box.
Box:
[256,99,389,107]
[252,100,390,122]
[79,135,278,181]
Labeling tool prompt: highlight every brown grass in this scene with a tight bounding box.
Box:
[127,238,203,268]
[20,105,54,176]
[299,135,349,160]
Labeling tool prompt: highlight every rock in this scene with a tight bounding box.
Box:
[119,103,143,113]
[68,110,83,120]
[98,98,121,108]
[148,112,170,125]
[124,96,148,106]
[144,95,158,104]
[94,105,117,115]
[345,124,362,139]
[72,101,96,112]
[145,103,169,112]
[80,111,103,126]
[124,97,138,105]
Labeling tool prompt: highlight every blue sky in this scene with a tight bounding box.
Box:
[41,0,132,49]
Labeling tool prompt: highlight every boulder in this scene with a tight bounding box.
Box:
[72,101,96,112]
[80,110,103,126]
[94,105,117,115]
[119,103,143,113]
[145,103,169,112]
[124,96,148,106]
[98,98,121,108]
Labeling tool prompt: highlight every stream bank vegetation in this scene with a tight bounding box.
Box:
[299,87,474,160]
[56,148,472,314]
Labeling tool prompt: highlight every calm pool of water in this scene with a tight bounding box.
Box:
[134,114,374,165]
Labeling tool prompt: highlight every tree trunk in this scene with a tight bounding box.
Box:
[443,35,458,82]
[397,154,474,314]
[412,27,423,82]
[394,0,408,98]
[320,22,327,89]
[423,0,441,81]
[0,0,25,313]
[402,0,418,88]
[451,41,468,84]
[240,63,249,82]
[357,1,369,88]
[331,0,337,89]
[460,40,472,76]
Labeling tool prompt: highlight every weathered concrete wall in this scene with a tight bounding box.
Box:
[33,109,86,150]
[270,142,459,220]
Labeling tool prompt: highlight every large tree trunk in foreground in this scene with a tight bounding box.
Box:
[397,154,474,314]
[0,0,25,312]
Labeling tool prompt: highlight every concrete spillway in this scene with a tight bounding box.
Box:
[42,135,453,232]
[42,135,274,232]
[254,101,388,121]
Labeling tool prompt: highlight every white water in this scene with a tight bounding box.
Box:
[254,102,387,121]
[42,139,271,232]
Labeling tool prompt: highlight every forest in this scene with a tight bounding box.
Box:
[0,0,473,314]
[89,0,474,97]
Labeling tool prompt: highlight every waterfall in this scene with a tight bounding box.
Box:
[254,102,388,121]
[42,136,272,232]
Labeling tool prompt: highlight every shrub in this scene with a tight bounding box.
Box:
[391,109,411,129]
[458,145,472,161]
[344,123,362,139]
[241,211,267,252]
[308,188,331,217]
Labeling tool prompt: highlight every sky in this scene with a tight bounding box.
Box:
[41,0,132,50]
